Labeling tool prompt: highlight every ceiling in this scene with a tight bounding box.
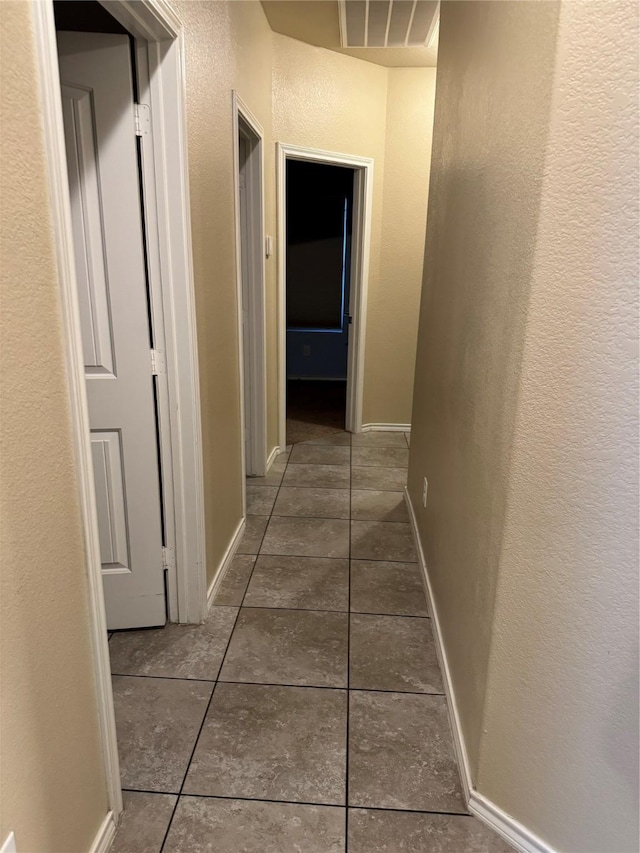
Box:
[260,1,439,68]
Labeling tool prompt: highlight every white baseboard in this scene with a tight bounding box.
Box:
[266,445,280,471]
[88,811,117,853]
[404,486,473,802]
[469,792,553,853]
[206,517,246,610]
[360,422,411,433]
[404,487,555,853]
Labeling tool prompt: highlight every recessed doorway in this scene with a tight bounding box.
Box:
[277,144,374,450]
[233,93,267,480]
[285,160,354,444]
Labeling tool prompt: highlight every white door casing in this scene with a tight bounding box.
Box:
[233,93,267,479]
[58,31,165,629]
[238,132,253,473]
[276,143,374,448]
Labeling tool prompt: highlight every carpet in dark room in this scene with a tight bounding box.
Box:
[286,380,347,445]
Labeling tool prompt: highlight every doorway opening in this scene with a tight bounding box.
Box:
[277,144,374,450]
[285,160,354,445]
[233,94,267,481]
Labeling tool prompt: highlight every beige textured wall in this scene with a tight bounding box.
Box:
[272,32,388,435]
[477,1,639,850]
[171,15,437,575]
[183,20,437,577]
[370,68,436,425]
[0,3,436,847]
[407,0,560,774]
[229,1,279,453]
[408,2,639,851]
[273,35,435,429]
[0,3,108,851]
[174,0,275,583]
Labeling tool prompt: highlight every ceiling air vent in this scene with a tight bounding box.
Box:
[339,0,439,48]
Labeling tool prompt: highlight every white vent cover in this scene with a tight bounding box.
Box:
[339,0,439,48]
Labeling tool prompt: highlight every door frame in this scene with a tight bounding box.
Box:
[276,143,374,448]
[232,92,267,483]
[32,0,206,829]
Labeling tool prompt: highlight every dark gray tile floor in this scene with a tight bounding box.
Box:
[110,430,512,851]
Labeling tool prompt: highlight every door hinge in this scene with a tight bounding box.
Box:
[134,103,151,138]
[162,546,176,574]
[150,349,166,376]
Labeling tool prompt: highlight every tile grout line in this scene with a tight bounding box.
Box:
[116,433,461,849]
[253,484,408,493]
[122,788,470,818]
[157,498,273,853]
[215,604,430,619]
[157,666,220,849]
[159,445,298,849]
[260,513,409,525]
[111,673,444,696]
[236,552,417,564]
[345,430,352,850]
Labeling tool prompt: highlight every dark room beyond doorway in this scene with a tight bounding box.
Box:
[286,160,355,445]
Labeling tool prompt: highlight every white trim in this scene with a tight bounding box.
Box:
[33,0,206,828]
[232,92,268,483]
[338,0,348,47]
[360,422,411,432]
[469,793,554,853]
[404,487,555,853]
[266,445,281,471]
[102,2,207,624]
[0,833,16,853]
[31,0,123,821]
[206,517,246,610]
[404,486,472,803]
[134,41,180,620]
[88,811,117,853]
[102,0,181,39]
[276,143,374,448]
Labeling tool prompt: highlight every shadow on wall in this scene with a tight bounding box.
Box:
[407,0,561,778]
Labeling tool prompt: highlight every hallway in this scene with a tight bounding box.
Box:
[108,432,511,852]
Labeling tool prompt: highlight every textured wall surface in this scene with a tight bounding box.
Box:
[407,0,560,774]
[0,3,108,850]
[272,32,388,434]
[408,1,639,850]
[0,3,436,847]
[369,67,436,425]
[175,12,436,582]
[477,2,639,850]
[174,0,275,583]
[273,35,435,429]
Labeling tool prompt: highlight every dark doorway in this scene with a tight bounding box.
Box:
[286,160,355,444]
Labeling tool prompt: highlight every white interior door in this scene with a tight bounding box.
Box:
[58,31,166,630]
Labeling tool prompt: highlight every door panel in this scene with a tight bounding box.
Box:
[62,84,115,375]
[58,31,165,629]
